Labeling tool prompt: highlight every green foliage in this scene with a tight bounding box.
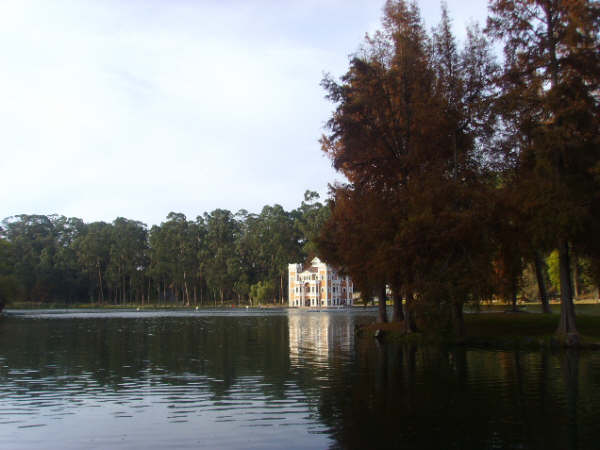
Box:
[546,250,560,292]
[294,191,330,258]
[0,191,325,306]
[0,275,17,308]
[249,280,275,304]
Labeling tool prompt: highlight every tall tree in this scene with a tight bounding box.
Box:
[320,0,434,324]
[294,190,330,258]
[320,1,497,333]
[108,218,148,304]
[74,221,112,303]
[488,0,600,340]
[203,209,239,305]
[0,238,17,310]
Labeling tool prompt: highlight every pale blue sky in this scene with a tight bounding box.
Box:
[0,0,489,225]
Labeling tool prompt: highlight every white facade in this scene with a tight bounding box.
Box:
[288,257,353,308]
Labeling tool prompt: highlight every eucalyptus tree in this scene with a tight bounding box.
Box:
[148,224,170,302]
[293,191,330,258]
[193,215,209,304]
[230,209,255,303]
[148,213,199,305]
[107,218,148,304]
[52,217,87,303]
[203,209,239,305]
[1,215,64,301]
[73,221,112,303]
[256,204,302,303]
[0,238,17,309]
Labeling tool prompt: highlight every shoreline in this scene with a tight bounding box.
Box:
[359,312,600,350]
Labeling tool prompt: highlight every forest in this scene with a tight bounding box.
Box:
[317,0,600,340]
[0,191,328,308]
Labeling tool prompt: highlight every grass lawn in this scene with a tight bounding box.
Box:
[363,303,600,348]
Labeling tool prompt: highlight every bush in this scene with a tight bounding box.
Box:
[249,280,275,304]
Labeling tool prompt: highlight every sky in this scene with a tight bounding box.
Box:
[0,0,489,226]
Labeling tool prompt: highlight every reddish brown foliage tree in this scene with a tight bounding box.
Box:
[488,0,600,340]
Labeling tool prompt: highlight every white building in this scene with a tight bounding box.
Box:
[288,257,353,308]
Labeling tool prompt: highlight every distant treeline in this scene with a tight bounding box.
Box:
[0,191,328,306]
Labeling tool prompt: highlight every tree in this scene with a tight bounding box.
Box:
[487,0,600,340]
[294,190,330,258]
[320,0,434,325]
[107,218,148,304]
[73,221,111,303]
[249,280,275,305]
[149,213,199,305]
[203,209,239,305]
[320,1,497,334]
[0,238,17,310]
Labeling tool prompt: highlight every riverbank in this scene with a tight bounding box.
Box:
[3,301,289,310]
[361,311,600,349]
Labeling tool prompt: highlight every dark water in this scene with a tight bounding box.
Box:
[1,309,600,449]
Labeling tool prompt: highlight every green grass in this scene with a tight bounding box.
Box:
[465,313,600,340]
[362,305,600,349]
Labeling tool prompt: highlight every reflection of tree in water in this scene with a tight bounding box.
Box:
[563,349,579,450]
[0,315,292,400]
[312,342,600,450]
[2,314,600,449]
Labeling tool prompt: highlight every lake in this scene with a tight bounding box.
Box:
[1,309,600,449]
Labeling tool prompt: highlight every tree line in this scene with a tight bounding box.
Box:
[0,191,329,308]
[317,0,600,340]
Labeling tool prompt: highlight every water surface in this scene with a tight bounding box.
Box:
[1,309,599,449]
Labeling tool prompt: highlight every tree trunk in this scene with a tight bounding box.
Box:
[97,262,104,304]
[452,301,464,338]
[572,252,580,299]
[183,270,190,306]
[534,251,551,313]
[556,239,578,341]
[377,283,388,323]
[404,292,418,334]
[391,281,404,322]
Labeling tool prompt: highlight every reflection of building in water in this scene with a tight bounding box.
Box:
[288,312,354,364]
[288,257,353,308]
